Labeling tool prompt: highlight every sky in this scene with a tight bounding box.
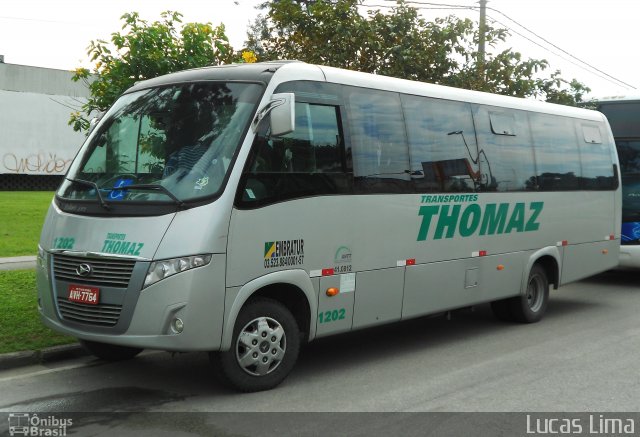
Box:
[0,0,638,100]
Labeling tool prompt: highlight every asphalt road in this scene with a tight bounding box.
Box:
[1,270,639,433]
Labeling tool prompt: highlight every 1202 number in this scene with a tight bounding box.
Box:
[318,309,346,324]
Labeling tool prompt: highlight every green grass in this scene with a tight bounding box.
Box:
[0,191,53,257]
[0,270,75,354]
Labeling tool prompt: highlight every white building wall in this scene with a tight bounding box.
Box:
[0,62,90,175]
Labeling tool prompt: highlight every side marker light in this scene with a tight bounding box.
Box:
[326,288,339,297]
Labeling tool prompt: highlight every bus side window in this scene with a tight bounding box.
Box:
[401,95,479,193]
[237,103,349,207]
[578,122,616,190]
[346,88,411,194]
[473,106,536,192]
[530,113,581,191]
[616,139,640,175]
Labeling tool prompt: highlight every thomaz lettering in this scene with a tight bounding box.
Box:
[101,239,144,256]
[417,201,544,241]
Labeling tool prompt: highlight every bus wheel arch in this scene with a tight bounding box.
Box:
[491,250,559,323]
[220,270,317,351]
[210,297,301,391]
[509,263,550,323]
[250,283,311,343]
[533,254,559,290]
[512,252,560,322]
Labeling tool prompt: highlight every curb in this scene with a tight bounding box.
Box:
[0,256,37,271]
[0,343,88,371]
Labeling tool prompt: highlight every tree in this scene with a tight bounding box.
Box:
[247,0,589,104]
[70,11,253,132]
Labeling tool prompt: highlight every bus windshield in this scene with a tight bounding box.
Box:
[58,82,263,206]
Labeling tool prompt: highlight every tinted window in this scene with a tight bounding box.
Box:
[578,122,615,189]
[617,140,640,176]
[597,102,640,138]
[59,82,263,205]
[401,95,479,193]
[346,88,411,193]
[238,102,349,207]
[617,140,640,222]
[530,113,581,190]
[473,106,536,192]
[489,112,516,136]
[582,124,603,144]
[251,103,342,173]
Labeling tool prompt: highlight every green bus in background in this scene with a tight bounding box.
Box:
[593,97,640,268]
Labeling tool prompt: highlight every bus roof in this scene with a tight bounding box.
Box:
[125,61,297,94]
[588,95,640,103]
[312,64,603,121]
[127,61,605,122]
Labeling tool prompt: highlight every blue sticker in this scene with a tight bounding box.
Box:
[621,222,640,243]
[109,178,134,200]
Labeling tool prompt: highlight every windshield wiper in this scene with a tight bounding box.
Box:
[359,170,412,177]
[66,177,111,210]
[122,184,185,207]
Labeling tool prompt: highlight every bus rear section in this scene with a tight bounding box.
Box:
[37,62,621,392]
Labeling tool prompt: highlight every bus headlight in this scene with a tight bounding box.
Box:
[144,254,212,288]
[37,245,48,270]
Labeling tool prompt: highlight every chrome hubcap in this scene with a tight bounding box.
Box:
[235,316,286,376]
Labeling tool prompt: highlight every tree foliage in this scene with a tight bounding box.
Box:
[247,0,589,104]
[70,11,247,132]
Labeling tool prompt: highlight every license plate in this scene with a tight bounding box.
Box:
[68,285,100,305]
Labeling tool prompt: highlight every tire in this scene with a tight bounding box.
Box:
[509,264,549,323]
[210,298,300,392]
[80,340,143,361]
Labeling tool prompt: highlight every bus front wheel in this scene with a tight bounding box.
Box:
[210,298,300,392]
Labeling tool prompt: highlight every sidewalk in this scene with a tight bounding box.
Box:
[0,255,36,270]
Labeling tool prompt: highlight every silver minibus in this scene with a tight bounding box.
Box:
[37,61,621,391]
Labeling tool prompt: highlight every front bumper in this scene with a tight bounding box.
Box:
[619,244,640,269]
[37,253,227,352]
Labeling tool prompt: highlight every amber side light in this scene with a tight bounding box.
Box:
[326,287,339,296]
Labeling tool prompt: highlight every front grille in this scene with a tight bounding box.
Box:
[53,254,136,288]
[57,298,122,327]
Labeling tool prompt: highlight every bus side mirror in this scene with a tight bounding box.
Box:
[269,93,295,137]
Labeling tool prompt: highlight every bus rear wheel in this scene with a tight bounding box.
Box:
[210,298,300,392]
[490,264,549,323]
[80,340,143,361]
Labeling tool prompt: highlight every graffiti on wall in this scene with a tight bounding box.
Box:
[2,152,73,175]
